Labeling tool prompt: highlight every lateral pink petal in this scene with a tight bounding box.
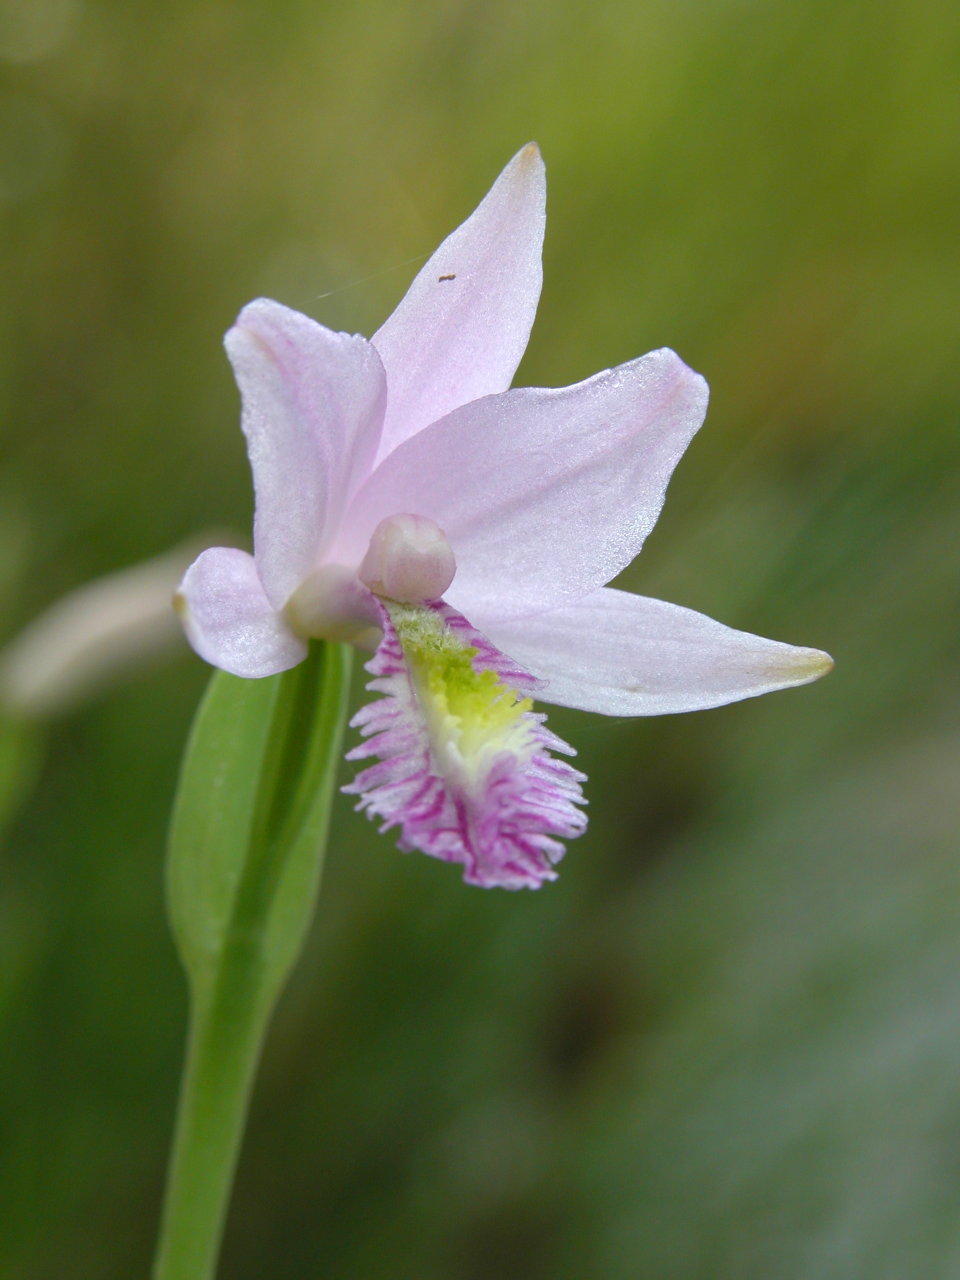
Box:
[485,588,834,716]
[225,300,387,609]
[341,349,708,621]
[371,143,546,463]
[177,547,307,678]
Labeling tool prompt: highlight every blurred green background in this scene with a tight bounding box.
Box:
[1,0,959,1276]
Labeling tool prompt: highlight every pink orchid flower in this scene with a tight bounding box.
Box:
[177,144,832,890]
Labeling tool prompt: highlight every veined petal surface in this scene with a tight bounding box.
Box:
[177,547,307,679]
[342,349,708,621]
[371,143,546,463]
[225,300,387,609]
[485,587,834,716]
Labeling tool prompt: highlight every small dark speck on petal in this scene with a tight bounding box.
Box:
[438,273,456,282]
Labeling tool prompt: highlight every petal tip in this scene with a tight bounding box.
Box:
[776,645,835,687]
[516,140,543,166]
[804,648,835,680]
[225,295,274,334]
[500,141,546,196]
[223,309,268,362]
[225,297,306,361]
[652,346,709,393]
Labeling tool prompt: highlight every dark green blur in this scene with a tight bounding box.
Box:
[1,0,958,1275]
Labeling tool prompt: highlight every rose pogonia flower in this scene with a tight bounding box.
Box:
[177,144,832,889]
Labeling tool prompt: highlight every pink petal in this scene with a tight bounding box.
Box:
[344,601,586,889]
[177,547,307,678]
[225,300,387,609]
[485,587,834,715]
[341,349,708,622]
[370,143,546,463]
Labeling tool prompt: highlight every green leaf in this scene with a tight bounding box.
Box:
[166,642,352,1005]
[156,642,353,1280]
[261,642,355,995]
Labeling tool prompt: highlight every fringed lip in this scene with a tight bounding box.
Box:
[344,600,586,889]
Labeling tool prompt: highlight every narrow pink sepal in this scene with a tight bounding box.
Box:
[371,144,546,464]
[485,587,835,715]
[344,603,586,890]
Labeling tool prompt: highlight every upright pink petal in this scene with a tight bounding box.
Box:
[176,547,307,678]
[341,349,708,622]
[344,602,586,889]
[371,144,546,463]
[225,300,387,610]
[485,587,834,715]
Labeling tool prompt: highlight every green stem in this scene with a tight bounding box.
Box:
[153,643,353,1280]
[151,953,269,1280]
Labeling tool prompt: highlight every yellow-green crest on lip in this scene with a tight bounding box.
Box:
[390,602,533,766]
